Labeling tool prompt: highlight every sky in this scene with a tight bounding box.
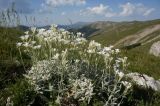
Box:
[0,0,160,26]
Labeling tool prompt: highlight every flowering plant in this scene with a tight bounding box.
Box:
[17,25,131,105]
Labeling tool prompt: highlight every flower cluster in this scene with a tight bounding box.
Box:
[24,60,53,92]
[17,25,131,105]
[87,40,101,53]
[17,34,41,50]
[16,25,89,61]
[69,75,94,104]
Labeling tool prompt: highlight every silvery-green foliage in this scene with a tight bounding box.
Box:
[69,75,94,104]
[24,60,54,92]
[17,25,131,105]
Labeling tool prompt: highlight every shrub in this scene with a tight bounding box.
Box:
[16,25,131,105]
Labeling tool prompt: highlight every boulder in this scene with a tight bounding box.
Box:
[126,72,160,91]
[150,41,160,56]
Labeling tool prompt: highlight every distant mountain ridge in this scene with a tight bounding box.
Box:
[17,21,92,31]
[37,21,92,30]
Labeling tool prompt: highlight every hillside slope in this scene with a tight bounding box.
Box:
[77,19,160,79]
[0,27,31,89]
[78,19,160,46]
[114,24,160,47]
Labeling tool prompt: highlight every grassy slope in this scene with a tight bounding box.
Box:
[122,39,160,79]
[87,19,160,79]
[0,27,31,89]
[0,27,22,66]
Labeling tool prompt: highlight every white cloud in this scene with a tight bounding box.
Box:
[81,4,116,17]
[80,2,155,18]
[45,0,86,6]
[120,2,135,16]
[39,0,86,13]
[143,8,155,16]
[87,4,108,15]
[119,2,155,16]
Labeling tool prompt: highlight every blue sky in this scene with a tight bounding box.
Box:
[0,0,160,26]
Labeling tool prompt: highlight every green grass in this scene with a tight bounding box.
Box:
[117,34,160,79]
[0,27,31,89]
[121,42,160,79]
[0,27,22,72]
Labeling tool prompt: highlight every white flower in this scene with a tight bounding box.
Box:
[75,59,80,63]
[62,31,68,35]
[53,48,56,51]
[33,45,41,49]
[44,38,48,41]
[16,42,22,47]
[20,34,30,41]
[23,42,29,47]
[75,38,87,44]
[38,28,46,34]
[87,49,95,53]
[63,40,70,44]
[115,49,120,53]
[36,45,41,48]
[118,71,124,78]
[55,95,61,104]
[109,45,114,48]
[24,31,29,35]
[24,35,30,40]
[123,57,128,62]
[52,53,59,60]
[103,47,111,52]
[20,36,25,40]
[31,27,36,33]
[116,59,121,63]
[89,40,101,48]
[53,24,58,28]
[31,41,36,45]
[88,40,101,53]
[77,32,82,37]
